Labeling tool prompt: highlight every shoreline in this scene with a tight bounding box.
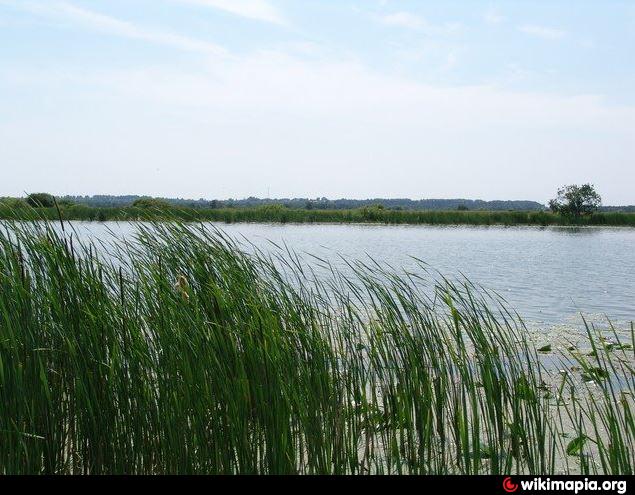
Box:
[2,206,635,228]
[11,219,635,230]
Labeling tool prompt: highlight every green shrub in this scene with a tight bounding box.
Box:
[25,192,55,208]
[132,198,171,209]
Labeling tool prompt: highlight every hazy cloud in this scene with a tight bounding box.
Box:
[4,53,633,201]
[484,8,505,25]
[379,12,425,29]
[1,0,633,202]
[3,1,227,55]
[518,24,566,40]
[175,0,285,25]
[377,11,461,35]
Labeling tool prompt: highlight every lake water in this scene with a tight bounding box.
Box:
[64,222,635,329]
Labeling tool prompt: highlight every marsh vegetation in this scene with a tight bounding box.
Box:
[2,202,635,226]
[0,220,632,474]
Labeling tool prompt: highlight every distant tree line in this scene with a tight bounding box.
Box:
[58,195,547,211]
[2,187,632,213]
[55,194,634,212]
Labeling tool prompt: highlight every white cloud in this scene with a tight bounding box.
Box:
[175,0,285,25]
[10,51,632,132]
[3,1,227,55]
[518,24,566,40]
[377,11,461,35]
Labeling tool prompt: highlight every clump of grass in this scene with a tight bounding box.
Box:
[0,219,632,474]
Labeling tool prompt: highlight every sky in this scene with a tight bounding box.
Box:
[1,1,634,204]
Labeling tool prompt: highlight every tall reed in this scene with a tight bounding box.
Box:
[2,202,635,226]
[0,220,632,474]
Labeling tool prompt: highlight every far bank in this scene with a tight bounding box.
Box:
[1,204,635,227]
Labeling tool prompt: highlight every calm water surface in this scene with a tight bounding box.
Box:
[68,222,635,327]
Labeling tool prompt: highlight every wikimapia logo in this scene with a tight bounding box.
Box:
[503,477,519,493]
[502,477,628,495]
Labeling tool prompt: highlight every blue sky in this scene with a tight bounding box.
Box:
[1,1,634,203]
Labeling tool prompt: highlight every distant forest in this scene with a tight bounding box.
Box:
[59,195,635,212]
[62,195,547,211]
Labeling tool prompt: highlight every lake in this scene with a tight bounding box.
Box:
[65,222,635,330]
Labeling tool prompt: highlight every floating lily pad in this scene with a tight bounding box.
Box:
[581,367,610,382]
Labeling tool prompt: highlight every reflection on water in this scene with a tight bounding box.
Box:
[39,222,635,328]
